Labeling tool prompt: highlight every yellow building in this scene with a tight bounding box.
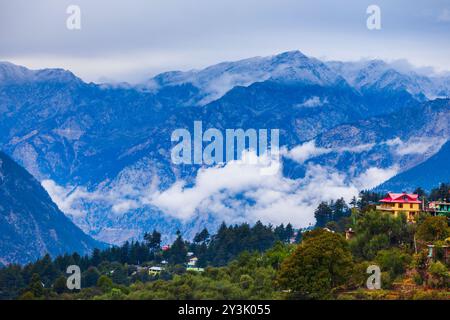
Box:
[376,192,422,222]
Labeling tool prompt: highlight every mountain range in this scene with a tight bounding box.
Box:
[0,50,449,251]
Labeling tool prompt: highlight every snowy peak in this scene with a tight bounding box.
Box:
[326,59,449,100]
[148,50,450,106]
[149,50,346,105]
[0,61,81,85]
[0,62,34,83]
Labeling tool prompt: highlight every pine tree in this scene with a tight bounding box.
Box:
[314,201,333,227]
[144,230,162,251]
[28,273,44,298]
[53,276,67,294]
[167,234,188,265]
[194,228,210,244]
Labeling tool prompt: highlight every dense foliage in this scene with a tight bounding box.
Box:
[0,189,449,300]
[278,229,354,299]
[0,221,295,299]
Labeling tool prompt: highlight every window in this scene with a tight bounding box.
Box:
[410,204,413,209]
[398,203,403,209]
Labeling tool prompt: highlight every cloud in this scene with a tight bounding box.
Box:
[296,96,328,108]
[41,178,153,217]
[387,136,447,156]
[2,0,450,81]
[340,143,376,153]
[384,59,438,77]
[285,140,375,163]
[284,140,331,163]
[198,71,272,105]
[42,148,400,230]
[438,9,450,22]
[42,180,95,217]
[147,151,397,227]
[352,166,399,190]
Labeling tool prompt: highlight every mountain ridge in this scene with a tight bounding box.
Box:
[0,151,103,265]
[375,140,450,192]
[0,51,448,245]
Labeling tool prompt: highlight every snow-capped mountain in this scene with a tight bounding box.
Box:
[326,60,450,100]
[0,61,81,85]
[148,51,347,105]
[0,51,448,245]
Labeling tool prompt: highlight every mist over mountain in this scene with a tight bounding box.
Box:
[376,140,450,193]
[0,51,448,245]
[148,51,347,105]
[326,59,450,100]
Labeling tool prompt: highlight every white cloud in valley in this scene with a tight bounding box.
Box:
[42,150,399,229]
[296,96,328,108]
[386,136,447,156]
[284,140,375,163]
[42,179,150,217]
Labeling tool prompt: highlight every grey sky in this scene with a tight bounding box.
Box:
[0,0,449,82]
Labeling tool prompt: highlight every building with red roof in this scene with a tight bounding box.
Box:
[376,192,422,222]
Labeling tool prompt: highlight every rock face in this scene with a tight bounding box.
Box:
[376,140,450,192]
[0,151,102,265]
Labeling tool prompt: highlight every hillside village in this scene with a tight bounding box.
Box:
[377,192,450,221]
[1,0,450,307]
[0,185,449,300]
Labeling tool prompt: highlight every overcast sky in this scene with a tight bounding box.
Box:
[0,0,449,82]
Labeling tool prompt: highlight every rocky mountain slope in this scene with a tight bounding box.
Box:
[0,51,448,244]
[0,151,102,265]
[376,140,450,192]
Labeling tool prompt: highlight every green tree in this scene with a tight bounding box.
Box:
[144,230,162,250]
[285,223,294,241]
[416,216,450,243]
[82,267,101,287]
[357,190,382,211]
[194,228,210,244]
[332,198,350,221]
[19,291,35,300]
[278,229,354,299]
[429,183,450,201]
[375,248,412,280]
[314,202,333,227]
[53,276,67,294]
[414,187,426,199]
[0,265,25,299]
[349,210,413,260]
[167,234,188,265]
[263,241,292,269]
[427,261,449,289]
[97,275,113,292]
[28,273,44,298]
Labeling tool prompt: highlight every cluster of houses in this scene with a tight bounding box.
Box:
[131,251,204,277]
[376,192,450,222]
[349,192,450,264]
[186,252,204,272]
[131,192,449,276]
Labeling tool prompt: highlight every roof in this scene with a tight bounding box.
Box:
[149,266,163,271]
[430,201,450,205]
[380,192,421,204]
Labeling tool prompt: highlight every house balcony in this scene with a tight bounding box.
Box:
[376,205,394,211]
